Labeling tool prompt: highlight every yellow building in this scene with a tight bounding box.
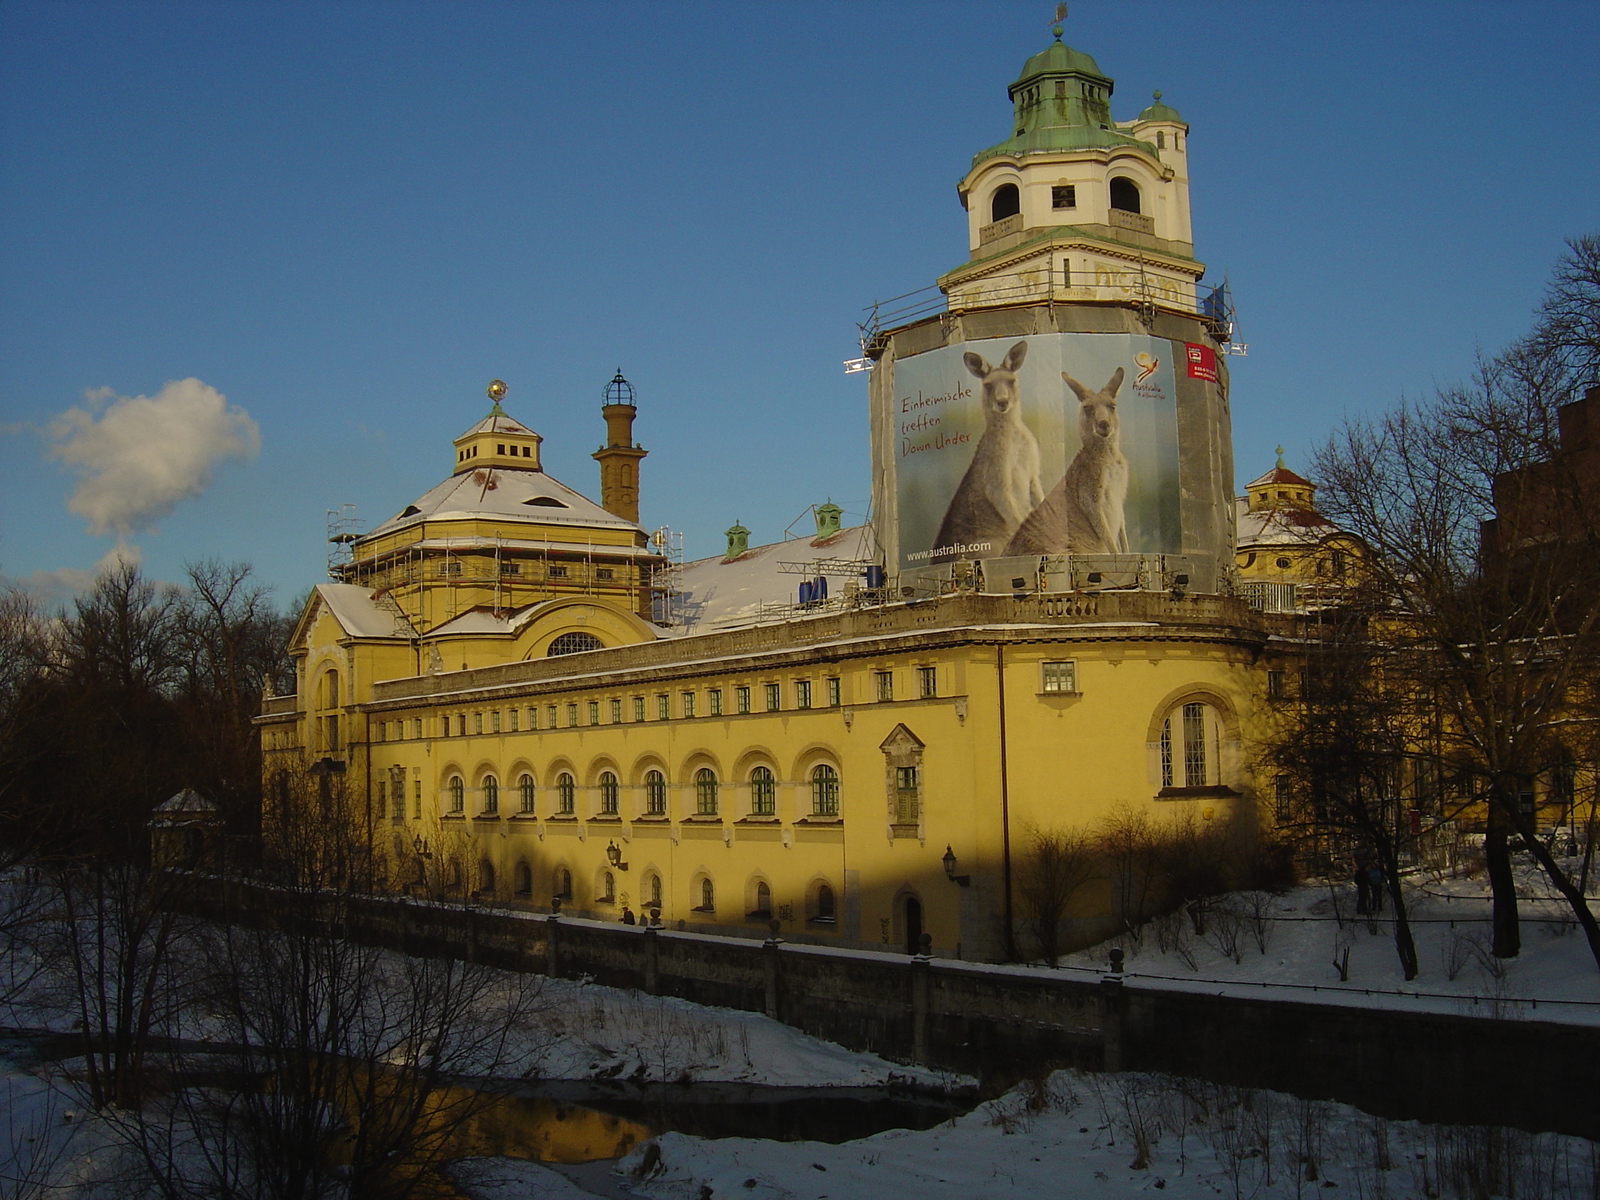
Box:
[259,30,1273,962]
[1234,452,1365,614]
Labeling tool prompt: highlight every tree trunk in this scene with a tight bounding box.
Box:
[1485,807,1521,959]
[1378,845,1418,981]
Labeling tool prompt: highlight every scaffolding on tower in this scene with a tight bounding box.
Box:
[326,504,362,580]
[649,527,684,626]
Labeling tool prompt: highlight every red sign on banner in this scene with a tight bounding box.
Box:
[1185,342,1218,382]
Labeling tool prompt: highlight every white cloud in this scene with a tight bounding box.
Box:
[4,543,143,609]
[47,378,261,538]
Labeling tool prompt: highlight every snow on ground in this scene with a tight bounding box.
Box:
[1045,867,1600,1024]
[609,1069,1598,1200]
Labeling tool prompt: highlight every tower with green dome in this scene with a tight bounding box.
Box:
[866,28,1236,598]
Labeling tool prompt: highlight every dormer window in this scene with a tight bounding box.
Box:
[1109,177,1141,215]
[496,443,505,454]
[990,183,1020,223]
[1051,185,1076,210]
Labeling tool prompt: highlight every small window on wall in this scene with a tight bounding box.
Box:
[764,683,780,712]
[518,774,534,814]
[588,701,600,725]
[811,765,839,817]
[557,773,576,815]
[875,671,894,702]
[1274,775,1293,821]
[1041,661,1077,693]
[646,873,662,908]
[709,688,723,715]
[736,686,751,714]
[1051,184,1076,209]
[599,771,619,815]
[694,768,718,817]
[645,770,667,816]
[795,680,812,709]
[514,861,532,896]
[813,883,836,924]
[547,631,601,656]
[827,678,841,707]
[752,881,772,918]
[448,777,465,814]
[1159,701,1222,789]
[990,182,1020,222]
[917,667,937,699]
[600,871,615,903]
[482,776,499,814]
[633,696,646,722]
[566,703,578,727]
[681,691,696,719]
[555,868,572,900]
[894,767,920,824]
[695,877,715,912]
[610,698,622,724]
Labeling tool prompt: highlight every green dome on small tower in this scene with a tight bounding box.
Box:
[1137,90,1185,124]
[1013,39,1106,87]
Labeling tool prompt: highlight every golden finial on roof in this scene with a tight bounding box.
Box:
[1275,445,1285,469]
[486,379,507,414]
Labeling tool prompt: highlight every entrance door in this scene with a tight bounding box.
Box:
[904,896,923,955]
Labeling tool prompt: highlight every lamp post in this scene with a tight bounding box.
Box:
[942,845,971,887]
[605,839,629,871]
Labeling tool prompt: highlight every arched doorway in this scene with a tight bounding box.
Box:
[904,895,924,955]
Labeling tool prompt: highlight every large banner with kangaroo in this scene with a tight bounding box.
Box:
[892,332,1181,574]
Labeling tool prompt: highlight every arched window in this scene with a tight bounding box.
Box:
[321,669,341,751]
[990,182,1020,223]
[753,881,771,917]
[749,766,775,816]
[518,774,534,814]
[600,871,615,903]
[599,771,619,815]
[482,776,499,814]
[811,765,839,817]
[547,631,604,657]
[557,772,575,815]
[1160,701,1223,789]
[647,873,662,908]
[448,776,465,813]
[814,884,836,923]
[644,770,667,816]
[514,861,532,896]
[694,768,718,817]
[555,868,572,899]
[479,859,495,894]
[696,877,715,912]
[1109,176,1141,214]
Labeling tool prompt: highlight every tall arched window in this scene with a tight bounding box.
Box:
[811,765,839,816]
[753,881,771,917]
[1159,701,1223,789]
[557,772,575,815]
[518,774,534,814]
[555,867,572,899]
[814,884,836,923]
[479,859,495,894]
[647,873,662,908]
[1109,176,1141,214]
[482,776,499,814]
[448,776,465,813]
[547,631,604,657]
[514,861,532,896]
[694,768,718,817]
[749,766,775,816]
[599,771,619,815]
[990,182,1020,222]
[696,877,715,912]
[645,770,667,816]
[600,870,615,902]
[321,669,341,752]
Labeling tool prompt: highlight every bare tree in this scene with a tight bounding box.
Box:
[1015,823,1098,966]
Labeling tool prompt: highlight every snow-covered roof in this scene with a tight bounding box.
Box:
[154,788,216,814]
[1244,464,1315,490]
[361,466,642,542]
[1235,498,1341,549]
[314,583,412,639]
[673,524,877,631]
[458,411,536,437]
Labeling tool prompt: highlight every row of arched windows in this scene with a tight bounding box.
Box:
[440,764,841,820]
[988,176,1143,223]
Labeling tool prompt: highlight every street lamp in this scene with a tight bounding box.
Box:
[412,834,432,859]
[605,839,629,871]
[942,845,970,887]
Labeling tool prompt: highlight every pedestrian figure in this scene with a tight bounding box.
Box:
[621,906,636,925]
[1354,859,1371,915]
[1367,864,1384,914]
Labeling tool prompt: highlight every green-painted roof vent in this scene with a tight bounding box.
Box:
[814,499,843,541]
[725,521,750,560]
[1137,90,1184,125]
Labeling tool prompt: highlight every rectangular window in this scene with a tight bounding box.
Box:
[764,683,780,712]
[894,766,920,824]
[709,688,723,715]
[875,671,894,702]
[656,694,670,720]
[455,714,466,737]
[1267,670,1285,699]
[1051,184,1076,209]
[500,560,519,576]
[610,698,622,724]
[549,565,568,578]
[507,709,518,732]
[1062,258,1071,287]
[827,677,841,707]
[440,560,462,578]
[567,703,578,728]
[588,700,600,725]
[1183,702,1208,788]
[1274,775,1292,821]
[596,567,614,580]
[736,686,751,714]
[682,691,696,719]
[633,696,646,722]
[377,780,386,811]
[795,680,812,709]
[473,712,483,735]
[413,778,421,820]
[547,704,557,729]
[917,667,937,699]
[491,710,501,733]
[1041,661,1077,693]
[413,718,422,739]
[440,716,450,738]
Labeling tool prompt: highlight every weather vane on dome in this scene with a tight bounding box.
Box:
[1051,3,1066,39]
[486,379,507,414]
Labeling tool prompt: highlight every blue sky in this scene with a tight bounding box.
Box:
[3,1,1596,608]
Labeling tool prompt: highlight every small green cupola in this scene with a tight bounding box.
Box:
[1137,90,1185,125]
[724,521,750,560]
[813,499,843,541]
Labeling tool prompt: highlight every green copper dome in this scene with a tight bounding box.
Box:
[971,37,1155,168]
[1137,90,1184,124]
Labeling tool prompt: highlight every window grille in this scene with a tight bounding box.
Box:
[750,766,775,816]
[811,765,839,816]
